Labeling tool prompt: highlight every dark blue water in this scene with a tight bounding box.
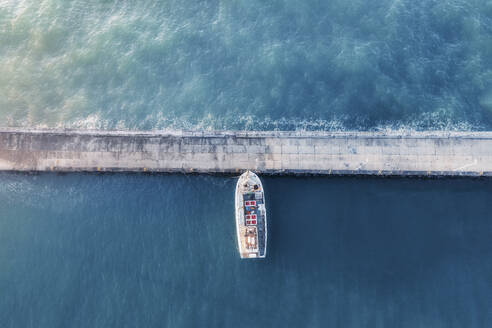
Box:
[1,173,491,327]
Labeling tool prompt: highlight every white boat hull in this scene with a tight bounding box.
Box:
[235,171,267,258]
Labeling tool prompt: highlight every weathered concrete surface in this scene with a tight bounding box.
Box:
[1,129,492,176]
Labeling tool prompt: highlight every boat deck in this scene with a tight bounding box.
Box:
[242,193,266,257]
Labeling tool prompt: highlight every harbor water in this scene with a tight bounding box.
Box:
[1,173,491,327]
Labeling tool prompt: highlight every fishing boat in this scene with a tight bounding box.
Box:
[235,170,267,258]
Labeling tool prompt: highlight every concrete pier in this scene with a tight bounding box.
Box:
[1,129,492,176]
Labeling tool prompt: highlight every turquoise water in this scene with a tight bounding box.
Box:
[1,1,492,130]
[2,1,492,327]
[1,173,492,327]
